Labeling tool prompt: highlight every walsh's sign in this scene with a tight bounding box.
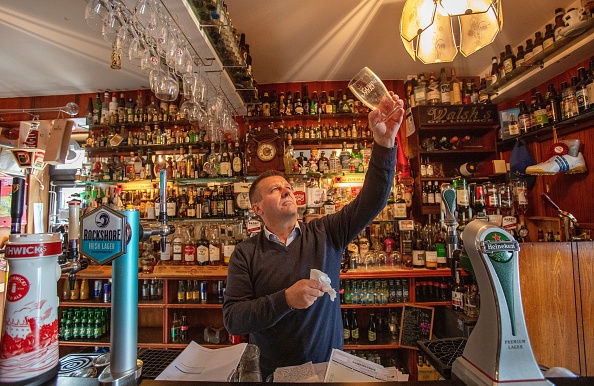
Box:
[412,104,499,126]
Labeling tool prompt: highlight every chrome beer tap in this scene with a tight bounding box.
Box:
[440,183,461,276]
[139,169,175,245]
[59,199,88,288]
[541,193,580,241]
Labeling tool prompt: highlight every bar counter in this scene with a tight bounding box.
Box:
[41,377,594,386]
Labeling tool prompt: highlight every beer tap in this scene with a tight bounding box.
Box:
[139,169,174,246]
[440,183,461,276]
[541,193,580,241]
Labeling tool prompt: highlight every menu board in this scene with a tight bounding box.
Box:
[398,304,434,349]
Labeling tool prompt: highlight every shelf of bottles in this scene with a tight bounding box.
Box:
[180,0,258,105]
[484,13,594,103]
[497,60,594,152]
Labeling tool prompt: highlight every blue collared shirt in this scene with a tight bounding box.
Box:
[263,222,302,247]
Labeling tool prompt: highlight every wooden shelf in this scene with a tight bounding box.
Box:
[243,112,368,123]
[341,268,452,279]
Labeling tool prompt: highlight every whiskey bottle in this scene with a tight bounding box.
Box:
[196,226,209,266]
[208,225,222,266]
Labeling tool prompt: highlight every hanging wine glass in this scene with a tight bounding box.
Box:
[85,0,112,31]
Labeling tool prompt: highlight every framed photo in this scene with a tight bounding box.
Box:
[499,107,520,140]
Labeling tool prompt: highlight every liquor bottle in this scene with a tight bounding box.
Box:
[533,92,549,128]
[323,191,336,215]
[100,91,110,124]
[426,72,440,104]
[171,312,181,343]
[177,280,186,303]
[166,188,177,217]
[533,31,544,57]
[160,231,172,265]
[449,68,462,104]
[302,85,311,115]
[368,313,377,343]
[453,176,469,212]
[317,151,329,174]
[517,100,531,134]
[516,45,526,67]
[393,187,408,219]
[414,73,427,105]
[196,226,209,266]
[222,226,236,266]
[339,142,351,172]
[489,56,499,85]
[350,310,359,343]
[261,91,271,117]
[412,223,425,269]
[424,228,437,270]
[497,52,506,80]
[503,44,516,75]
[587,60,594,111]
[543,24,555,50]
[92,93,102,124]
[270,90,279,116]
[546,84,562,123]
[183,226,196,265]
[524,39,534,62]
[219,142,232,177]
[508,113,520,137]
[108,92,118,124]
[180,315,189,342]
[461,79,472,104]
[134,90,144,122]
[208,225,221,266]
[171,225,185,266]
[553,8,565,37]
[576,67,590,113]
[232,141,244,176]
[561,79,579,119]
[293,91,304,115]
[439,67,451,104]
[451,270,465,312]
[342,310,350,342]
[285,91,293,115]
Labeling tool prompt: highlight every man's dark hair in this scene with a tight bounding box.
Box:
[249,170,285,204]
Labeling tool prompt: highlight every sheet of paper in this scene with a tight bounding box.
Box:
[156,341,247,381]
[323,349,398,383]
[273,361,320,382]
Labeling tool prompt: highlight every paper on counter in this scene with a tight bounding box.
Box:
[310,269,336,301]
[323,349,398,383]
[156,341,247,381]
[273,361,320,382]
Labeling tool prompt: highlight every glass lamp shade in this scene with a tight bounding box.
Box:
[400,0,438,42]
[458,3,502,56]
[416,12,458,63]
[440,0,493,15]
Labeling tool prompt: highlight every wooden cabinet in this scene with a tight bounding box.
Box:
[518,241,594,376]
[406,104,501,220]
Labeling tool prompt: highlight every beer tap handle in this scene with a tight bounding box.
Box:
[441,184,457,227]
[541,193,579,227]
[540,193,560,211]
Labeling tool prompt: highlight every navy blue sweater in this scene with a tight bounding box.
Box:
[223,143,396,377]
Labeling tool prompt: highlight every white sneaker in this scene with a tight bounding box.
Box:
[526,152,587,175]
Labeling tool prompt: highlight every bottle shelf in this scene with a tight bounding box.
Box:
[59,300,165,308]
[244,112,368,123]
[341,268,452,279]
[497,109,594,152]
[486,18,594,104]
[419,148,496,155]
[166,303,223,309]
[340,301,450,309]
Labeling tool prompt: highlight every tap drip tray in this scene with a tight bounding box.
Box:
[417,337,467,379]
[59,348,183,379]
[137,348,184,379]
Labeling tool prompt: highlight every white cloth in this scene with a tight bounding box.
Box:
[310,269,336,301]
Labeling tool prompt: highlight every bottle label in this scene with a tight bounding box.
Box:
[324,204,336,215]
[209,245,221,262]
[456,189,469,207]
[223,245,236,260]
[425,251,438,265]
[393,203,407,218]
[452,291,464,309]
[343,328,350,340]
[197,246,209,263]
[368,330,377,342]
[184,245,196,262]
[351,327,359,340]
[232,157,243,173]
[412,250,425,266]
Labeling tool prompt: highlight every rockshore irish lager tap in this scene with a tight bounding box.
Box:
[0,234,63,385]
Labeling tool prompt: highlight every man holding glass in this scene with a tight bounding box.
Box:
[223,90,405,379]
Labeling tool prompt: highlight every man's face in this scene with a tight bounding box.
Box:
[252,176,297,222]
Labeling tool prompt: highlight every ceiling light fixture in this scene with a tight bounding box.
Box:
[400,0,503,64]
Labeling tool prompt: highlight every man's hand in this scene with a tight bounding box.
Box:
[368,91,405,149]
[285,279,324,309]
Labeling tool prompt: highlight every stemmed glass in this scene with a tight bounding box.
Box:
[348,67,399,122]
[85,0,112,31]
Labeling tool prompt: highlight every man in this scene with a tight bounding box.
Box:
[223,91,405,378]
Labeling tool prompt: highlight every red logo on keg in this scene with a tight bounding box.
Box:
[6,274,29,302]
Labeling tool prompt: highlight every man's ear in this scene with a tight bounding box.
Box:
[252,203,263,217]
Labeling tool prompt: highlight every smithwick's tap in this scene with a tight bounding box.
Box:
[440,183,460,276]
[139,169,175,246]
